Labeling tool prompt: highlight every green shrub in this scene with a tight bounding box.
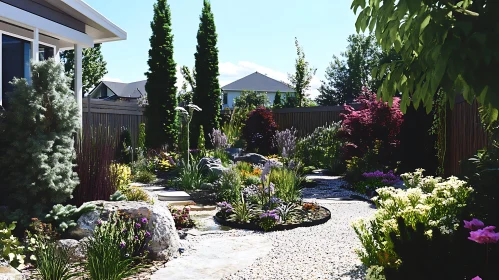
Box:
[176,161,204,191]
[34,236,76,280]
[244,175,261,186]
[222,107,244,147]
[132,170,156,184]
[110,191,127,201]
[352,171,472,268]
[44,203,96,233]
[198,125,205,151]
[345,140,384,182]
[0,222,25,269]
[122,187,152,203]
[229,197,254,223]
[213,149,230,166]
[83,213,150,280]
[0,59,79,224]
[269,168,302,203]
[235,161,253,173]
[295,123,343,173]
[138,123,146,150]
[118,129,133,164]
[218,168,243,203]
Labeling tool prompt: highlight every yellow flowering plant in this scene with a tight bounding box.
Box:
[110,163,131,190]
[353,170,473,268]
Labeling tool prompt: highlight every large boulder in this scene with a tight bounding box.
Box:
[68,201,180,261]
[199,157,229,176]
[234,153,268,165]
[225,148,243,161]
[57,239,86,261]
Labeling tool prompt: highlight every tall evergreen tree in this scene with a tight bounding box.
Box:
[60,44,107,95]
[144,0,178,149]
[192,0,221,148]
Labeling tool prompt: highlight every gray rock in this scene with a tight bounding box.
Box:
[225,148,243,160]
[0,263,21,280]
[68,201,181,261]
[57,239,86,261]
[234,153,268,165]
[198,157,229,176]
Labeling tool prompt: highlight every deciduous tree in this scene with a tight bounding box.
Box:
[288,38,317,107]
[60,44,107,96]
[352,0,499,122]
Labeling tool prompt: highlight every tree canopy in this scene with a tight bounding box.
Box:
[352,0,499,122]
[317,34,399,106]
[234,90,269,109]
[288,37,317,107]
[60,44,107,96]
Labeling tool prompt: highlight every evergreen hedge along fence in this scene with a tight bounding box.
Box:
[85,99,487,176]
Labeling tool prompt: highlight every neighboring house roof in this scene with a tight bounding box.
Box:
[221,72,294,92]
[90,80,146,99]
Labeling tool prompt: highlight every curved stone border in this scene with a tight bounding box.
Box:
[214,206,331,232]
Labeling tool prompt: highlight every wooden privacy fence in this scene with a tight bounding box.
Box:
[272,106,347,137]
[82,98,490,176]
[82,99,145,148]
[445,99,489,176]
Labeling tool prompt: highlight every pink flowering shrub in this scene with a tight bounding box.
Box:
[340,88,403,164]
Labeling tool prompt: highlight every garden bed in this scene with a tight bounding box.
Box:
[214,205,331,232]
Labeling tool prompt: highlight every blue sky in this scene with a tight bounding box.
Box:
[86,0,358,98]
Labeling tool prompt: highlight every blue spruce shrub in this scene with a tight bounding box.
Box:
[0,59,80,224]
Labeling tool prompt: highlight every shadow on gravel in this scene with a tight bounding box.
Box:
[340,265,367,279]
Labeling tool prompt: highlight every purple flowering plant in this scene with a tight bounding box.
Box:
[353,170,400,195]
[210,128,230,150]
[259,209,280,231]
[217,201,234,219]
[275,128,298,158]
[170,207,195,230]
[90,212,153,260]
[463,218,499,278]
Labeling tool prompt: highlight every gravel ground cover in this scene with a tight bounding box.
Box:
[157,175,376,280]
[221,200,375,280]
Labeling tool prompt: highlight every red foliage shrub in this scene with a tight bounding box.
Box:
[73,126,118,206]
[242,107,278,155]
[340,87,403,163]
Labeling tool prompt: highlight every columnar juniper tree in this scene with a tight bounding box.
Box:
[192,0,221,148]
[0,59,79,223]
[144,0,178,149]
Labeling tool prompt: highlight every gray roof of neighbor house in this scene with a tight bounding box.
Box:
[221,72,294,92]
[101,80,146,99]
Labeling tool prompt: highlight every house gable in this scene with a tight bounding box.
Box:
[221,72,294,93]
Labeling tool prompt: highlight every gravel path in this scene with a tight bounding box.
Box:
[154,175,376,280]
[222,201,375,280]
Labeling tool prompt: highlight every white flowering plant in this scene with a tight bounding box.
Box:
[353,169,473,268]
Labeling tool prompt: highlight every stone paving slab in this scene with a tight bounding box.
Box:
[156,191,191,201]
[152,235,272,280]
